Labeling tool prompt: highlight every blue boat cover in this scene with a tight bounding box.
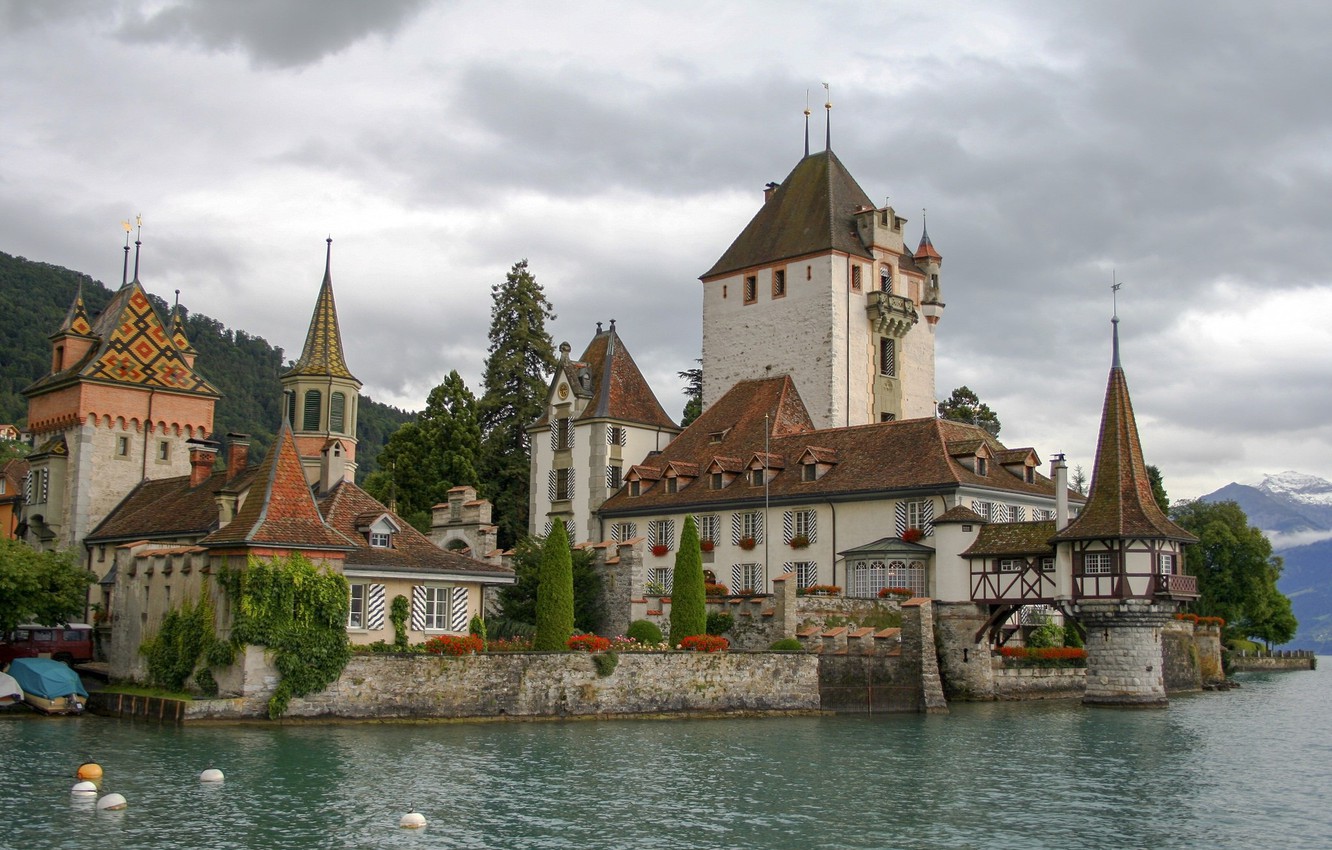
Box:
[7,657,88,699]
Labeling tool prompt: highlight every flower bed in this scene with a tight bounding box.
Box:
[567,634,612,652]
[423,635,484,656]
[798,584,841,597]
[997,646,1087,668]
[485,637,533,652]
[1197,616,1226,627]
[877,587,913,599]
[679,634,729,653]
[704,582,730,596]
[1174,612,1200,623]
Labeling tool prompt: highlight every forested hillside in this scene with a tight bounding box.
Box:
[0,251,411,478]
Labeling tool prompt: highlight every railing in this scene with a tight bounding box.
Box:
[1073,571,1200,601]
[1156,573,1198,599]
[865,291,919,336]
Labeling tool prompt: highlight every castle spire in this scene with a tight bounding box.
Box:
[54,282,94,338]
[823,83,832,151]
[131,215,142,283]
[916,210,942,261]
[284,237,358,382]
[169,289,197,359]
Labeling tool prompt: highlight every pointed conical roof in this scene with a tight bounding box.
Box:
[1052,321,1195,543]
[52,284,95,338]
[915,221,942,262]
[201,420,355,551]
[169,303,196,355]
[701,150,875,280]
[284,239,359,383]
[575,323,677,428]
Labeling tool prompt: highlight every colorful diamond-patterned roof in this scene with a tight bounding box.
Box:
[53,286,95,338]
[283,240,359,383]
[169,306,196,355]
[26,279,219,398]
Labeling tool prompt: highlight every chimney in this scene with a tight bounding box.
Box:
[764,181,779,202]
[320,438,350,492]
[226,433,250,481]
[187,439,219,488]
[1051,453,1069,531]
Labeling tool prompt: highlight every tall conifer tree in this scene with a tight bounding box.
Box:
[478,259,557,546]
[669,515,706,644]
[534,521,575,650]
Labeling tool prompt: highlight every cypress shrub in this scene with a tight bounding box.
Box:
[534,521,575,650]
[769,638,803,651]
[669,515,707,645]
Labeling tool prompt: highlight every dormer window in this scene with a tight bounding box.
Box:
[976,458,988,476]
[630,480,642,497]
[750,468,766,486]
[711,472,724,490]
[358,514,402,550]
[665,477,678,494]
[369,532,391,548]
[802,463,817,482]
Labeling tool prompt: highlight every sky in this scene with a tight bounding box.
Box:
[1,0,1330,502]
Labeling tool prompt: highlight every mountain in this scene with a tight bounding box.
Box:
[0,250,412,480]
[1201,471,1332,653]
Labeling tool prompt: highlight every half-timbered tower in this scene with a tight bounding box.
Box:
[700,147,944,430]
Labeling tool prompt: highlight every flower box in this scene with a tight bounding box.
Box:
[878,586,914,599]
[789,534,810,549]
[798,584,841,597]
[738,537,756,550]
[704,582,730,596]
[700,539,715,552]
[901,527,924,543]
[651,544,670,557]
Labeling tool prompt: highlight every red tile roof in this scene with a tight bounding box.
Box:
[963,520,1057,557]
[86,465,259,542]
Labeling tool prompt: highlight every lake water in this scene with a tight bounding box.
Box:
[1,665,1328,850]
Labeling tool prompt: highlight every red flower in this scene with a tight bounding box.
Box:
[700,539,715,552]
[567,634,612,652]
[652,544,670,557]
[423,634,484,656]
[680,635,729,653]
[901,527,924,543]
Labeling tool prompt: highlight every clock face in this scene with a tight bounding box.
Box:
[558,383,569,400]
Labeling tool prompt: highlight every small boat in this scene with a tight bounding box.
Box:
[6,658,88,715]
[0,670,22,708]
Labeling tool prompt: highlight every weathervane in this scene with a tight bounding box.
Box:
[1112,270,1123,319]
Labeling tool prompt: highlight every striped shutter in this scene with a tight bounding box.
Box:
[547,470,556,501]
[805,512,817,544]
[449,587,468,632]
[411,585,427,631]
[732,513,743,544]
[366,584,387,630]
[783,510,793,543]
[922,500,935,535]
[549,425,558,451]
[566,471,575,500]
[895,502,908,537]
[993,504,1009,522]
[1012,505,1026,522]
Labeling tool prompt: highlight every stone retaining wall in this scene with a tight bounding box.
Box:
[1229,652,1317,672]
[992,666,1085,700]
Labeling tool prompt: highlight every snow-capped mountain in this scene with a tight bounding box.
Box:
[1255,471,1332,510]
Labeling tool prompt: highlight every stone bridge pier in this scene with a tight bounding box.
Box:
[1075,600,1177,707]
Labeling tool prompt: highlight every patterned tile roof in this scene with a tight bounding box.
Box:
[169,305,196,355]
[53,286,95,338]
[85,466,259,542]
[601,377,1073,515]
[283,240,359,383]
[702,150,877,280]
[26,279,220,398]
[201,421,355,551]
[963,520,1057,557]
[317,481,514,580]
[1052,348,1196,544]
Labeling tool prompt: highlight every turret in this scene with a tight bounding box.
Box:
[916,220,945,326]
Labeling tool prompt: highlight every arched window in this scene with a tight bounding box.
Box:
[303,389,322,431]
[330,392,346,433]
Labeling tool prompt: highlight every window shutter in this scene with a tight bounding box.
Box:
[783,510,794,543]
[1012,506,1026,522]
[303,389,321,431]
[411,585,426,631]
[895,502,908,537]
[547,470,556,501]
[922,500,935,534]
[550,425,558,451]
[366,584,387,630]
[449,587,468,632]
[732,513,742,544]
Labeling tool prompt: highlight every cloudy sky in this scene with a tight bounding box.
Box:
[2,0,1329,501]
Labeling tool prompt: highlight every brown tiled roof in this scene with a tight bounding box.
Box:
[702,150,876,280]
[601,378,1072,515]
[282,241,359,383]
[963,521,1057,557]
[576,326,677,429]
[86,466,259,542]
[201,422,355,551]
[1052,363,1196,543]
[1,459,29,494]
[915,227,942,262]
[933,505,987,524]
[317,481,514,580]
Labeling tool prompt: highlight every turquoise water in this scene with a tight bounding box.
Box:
[1,666,1327,849]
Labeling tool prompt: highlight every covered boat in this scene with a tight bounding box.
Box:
[7,657,87,714]
[0,670,21,707]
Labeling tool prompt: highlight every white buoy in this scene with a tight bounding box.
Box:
[96,792,127,811]
[200,767,225,783]
[71,780,98,796]
[400,810,427,829]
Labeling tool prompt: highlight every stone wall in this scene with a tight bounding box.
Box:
[992,666,1085,700]
[1162,620,1202,693]
[1229,651,1317,672]
[932,601,995,701]
[193,649,823,720]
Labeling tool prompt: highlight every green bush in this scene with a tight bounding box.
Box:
[487,617,537,639]
[1063,621,1084,648]
[390,595,410,649]
[1026,618,1064,649]
[468,614,487,641]
[705,611,734,636]
[627,619,663,644]
[669,516,707,645]
[769,638,803,651]
[592,651,619,677]
[535,522,575,650]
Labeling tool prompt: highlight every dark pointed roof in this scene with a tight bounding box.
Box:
[701,150,876,280]
[201,421,355,551]
[52,285,94,338]
[574,324,677,428]
[915,222,942,262]
[25,279,219,398]
[1052,325,1195,543]
[284,240,359,383]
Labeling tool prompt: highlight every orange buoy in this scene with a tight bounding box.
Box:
[76,762,103,781]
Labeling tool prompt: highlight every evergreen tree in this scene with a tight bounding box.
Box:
[679,361,702,427]
[937,385,1001,436]
[669,515,707,644]
[534,521,575,650]
[1071,465,1089,495]
[367,371,481,531]
[498,535,603,633]
[1171,499,1297,646]
[478,259,557,547]
[1147,464,1169,512]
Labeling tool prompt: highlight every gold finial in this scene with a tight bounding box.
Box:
[121,219,131,233]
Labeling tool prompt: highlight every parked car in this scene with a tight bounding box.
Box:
[0,624,94,665]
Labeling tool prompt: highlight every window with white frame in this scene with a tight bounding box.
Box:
[905,499,929,531]
[784,509,816,544]
[999,558,1022,573]
[851,560,887,597]
[1158,552,1175,575]
[348,583,367,629]
[369,531,391,549]
[649,519,675,550]
[694,514,719,545]
[731,563,763,594]
[1041,557,1056,572]
[647,567,672,595]
[611,521,637,542]
[732,511,763,544]
[788,561,818,588]
[420,586,451,630]
[1084,552,1113,575]
[888,560,927,597]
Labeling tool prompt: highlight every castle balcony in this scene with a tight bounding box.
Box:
[866,292,919,338]
[1074,570,1199,602]
[970,563,1057,606]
